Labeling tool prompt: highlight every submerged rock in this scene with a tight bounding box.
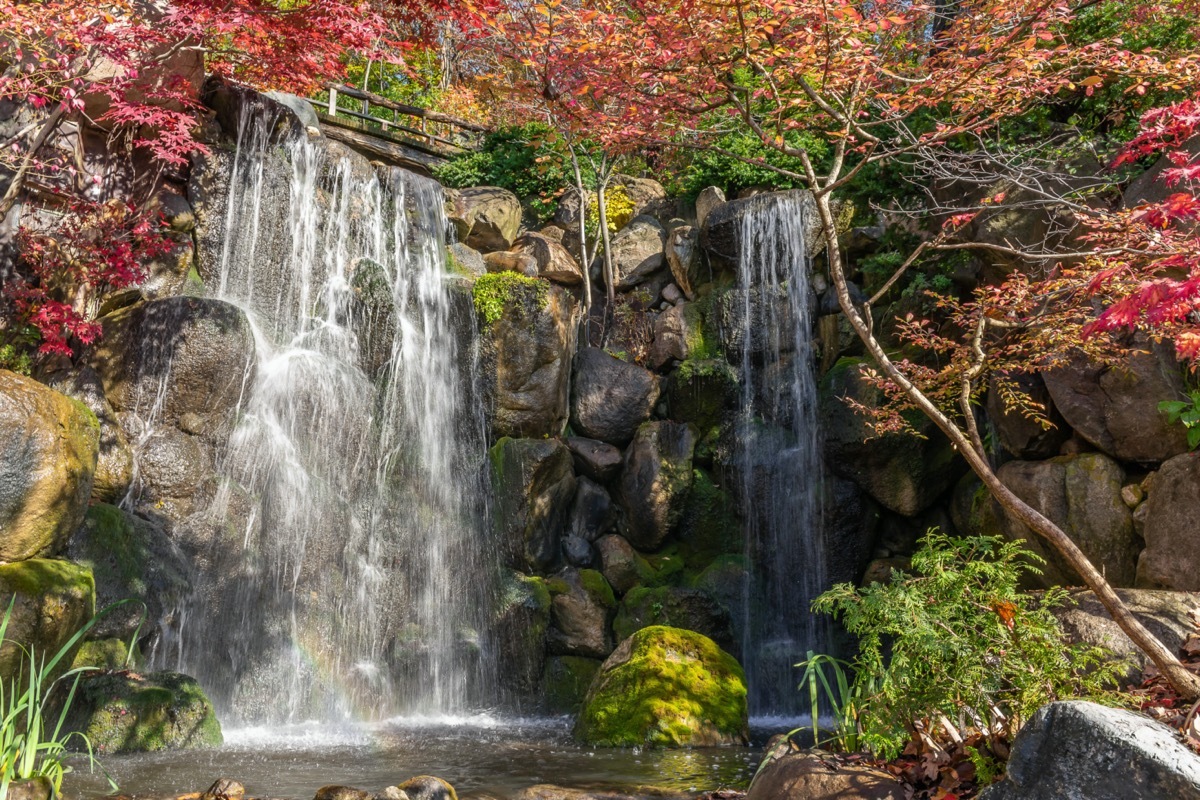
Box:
[979,700,1200,800]
[65,671,222,754]
[0,370,99,561]
[746,750,905,800]
[574,625,748,747]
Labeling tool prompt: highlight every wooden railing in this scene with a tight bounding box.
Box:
[316,83,487,159]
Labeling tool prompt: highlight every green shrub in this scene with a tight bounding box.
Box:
[471,272,548,326]
[812,531,1128,760]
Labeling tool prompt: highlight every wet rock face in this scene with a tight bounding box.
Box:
[87,297,256,430]
[980,700,1200,800]
[1042,341,1191,465]
[0,370,99,561]
[42,366,133,504]
[547,568,617,659]
[490,438,577,572]
[1137,453,1200,590]
[64,671,223,754]
[492,571,552,701]
[701,189,823,267]
[570,348,661,446]
[447,186,523,253]
[613,587,735,654]
[618,422,697,552]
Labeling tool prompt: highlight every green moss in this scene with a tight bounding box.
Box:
[676,470,741,570]
[545,577,572,596]
[67,396,100,433]
[70,638,136,671]
[579,569,617,608]
[471,272,548,326]
[574,626,748,748]
[0,559,95,612]
[66,671,223,754]
[543,655,603,714]
[669,361,737,432]
[642,545,686,586]
[81,504,149,593]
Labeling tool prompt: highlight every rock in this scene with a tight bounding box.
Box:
[42,366,133,503]
[574,626,748,747]
[314,788,369,800]
[513,787,670,800]
[0,370,100,560]
[132,425,212,510]
[1055,588,1199,681]
[675,468,741,566]
[543,655,604,714]
[484,250,539,277]
[87,297,256,429]
[820,358,961,516]
[701,190,823,265]
[979,700,1200,800]
[747,750,905,800]
[566,437,623,483]
[64,671,222,754]
[492,571,552,700]
[547,568,617,659]
[664,225,701,300]
[202,779,246,800]
[987,372,1071,460]
[618,422,696,551]
[562,535,597,568]
[650,303,704,370]
[568,477,617,542]
[1042,341,1190,465]
[71,638,136,670]
[513,232,584,286]
[613,587,735,653]
[480,280,576,438]
[711,285,807,361]
[1137,454,1200,590]
[374,788,411,800]
[860,557,911,585]
[490,438,576,571]
[666,360,738,433]
[395,776,457,800]
[694,186,726,230]
[615,176,669,219]
[264,91,321,130]
[66,503,192,641]
[570,348,661,445]
[139,233,197,300]
[4,779,51,800]
[980,454,1140,588]
[447,186,522,252]
[448,242,486,277]
[0,560,95,681]
[609,216,667,289]
[596,535,654,596]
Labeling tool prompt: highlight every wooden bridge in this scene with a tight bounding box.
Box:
[309,84,487,174]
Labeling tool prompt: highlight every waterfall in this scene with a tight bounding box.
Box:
[732,193,829,716]
[168,104,491,725]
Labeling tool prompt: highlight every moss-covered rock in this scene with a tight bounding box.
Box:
[65,671,222,754]
[0,559,95,681]
[543,655,603,714]
[492,571,553,701]
[613,586,735,653]
[574,625,748,748]
[675,469,741,570]
[666,359,737,432]
[547,568,617,659]
[0,370,100,561]
[70,638,137,671]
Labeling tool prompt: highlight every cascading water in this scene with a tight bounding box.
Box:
[732,192,829,717]
[158,102,491,725]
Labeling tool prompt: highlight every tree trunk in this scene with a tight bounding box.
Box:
[812,190,1200,701]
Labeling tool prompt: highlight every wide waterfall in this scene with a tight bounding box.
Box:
[732,193,829,716]
[149,103,492,725]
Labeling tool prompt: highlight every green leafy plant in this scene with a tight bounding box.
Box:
[793,651,873,753]
[471,272,547,326]
[812,531,1128,760]
[1158,390,1200,450]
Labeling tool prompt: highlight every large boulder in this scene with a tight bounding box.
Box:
[613,586,735,653]
[1137,453,1200,590]
[694,186,726,230]
[490,438,577,572]
[0,560,95,681]
[480,279,576,438]
[701,190,823,266]
[747,750,906,800]
[446,187,522,253]
[980,454,1140,588]
[512,232,584,286]
[64,671,223,754]
[609,216,667,290]
[979,700,1200,800]
[546,568,617,659]
[1042,342,1190,465]
[820,358,961,516]
[66,504,192,642]
[617,422,696,551]
[0,371,99,561]
[1054,588,1199,681]
[86,297,256,430]
[570,348,661,445]
[574,626,748,747]
[42,367,132,503]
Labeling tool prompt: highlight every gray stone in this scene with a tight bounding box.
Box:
[43,366,132,503]
[492,571,552,701]
[483,250,539,277]
[570,348,660,445]
[987,372,1071,459]
[694,186,726,230]
[490,438,576,572]
[566,437,623,482]
[665,225,701,300]
[562,535,596,568]
[702,190,823,266]
[649,302,701,370]
[1137,453,1200,590]
[569,476,616,542]
[513,231,584,286]
[661,283,683,305]
[447,242,486,277]
[394,776,457,800]
[547,568,616,659]
[980,700,1200,800]
[314,787,370,800]
[596,534,649,597]
[609,215,667,289]
[447,186,522,252]
[617,422,696,551]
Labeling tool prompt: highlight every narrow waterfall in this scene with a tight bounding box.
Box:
[166,106,491,725]
[733,193,829,716]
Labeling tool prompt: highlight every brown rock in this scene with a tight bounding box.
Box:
[566,437,623,482]
[513,232,584,286]
[1137,453,1200,590]
[746,751,905,800]
[484,251,539,277]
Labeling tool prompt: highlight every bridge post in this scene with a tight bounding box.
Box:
[328,86,338,116]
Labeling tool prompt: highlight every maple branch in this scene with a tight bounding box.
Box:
[0,105,67,225]
[868,239,934,305]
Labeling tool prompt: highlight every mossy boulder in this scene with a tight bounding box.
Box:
[675,469,741,569]
[0,370,100,561]
[70,638,137,671]
[65,671,222,754]
[492,571,553,700]
[0,560,96,682]
[542,655,603,714]
[613,586,736,653]
[574,625,748,747]
[66,503,192,640]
